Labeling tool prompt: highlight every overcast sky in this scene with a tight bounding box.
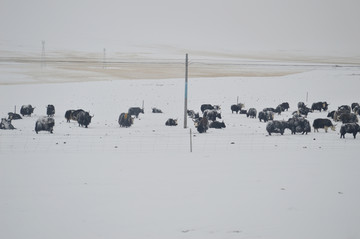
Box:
[1,0,360,54]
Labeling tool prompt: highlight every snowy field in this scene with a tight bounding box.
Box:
[1,50,360,239]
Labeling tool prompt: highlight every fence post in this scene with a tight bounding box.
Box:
[190,128,192,152]
[306,92,308,103]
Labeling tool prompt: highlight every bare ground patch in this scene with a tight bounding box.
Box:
[1,49,358,85]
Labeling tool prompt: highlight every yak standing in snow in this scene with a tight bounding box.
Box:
[77,111,93,128]
[35,117,54,134]
[339,113,358,124]
[266,120,289,135]
[340,123,360,139]
[128,107,144,118]
[246,108,257,118]
[118,113,134,127]
[231,103,244,114]
[258,111,274,122]
[20,105,35,116]
[65,110,75,122]
[65,109,85,123]
[296,102,312,117]
[194,117,209,133]
[327,110,336,119]
[312,118,336,133]
[287,116,311,135]
[311,102,329,112]
[334,105,351,121]
[203,109,221,121]
[46,105,55,117]
[280,102,290,111]
[201,104,220,113]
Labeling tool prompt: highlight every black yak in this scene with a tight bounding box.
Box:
[77,111,93,128]
[311,102,329,112]
[20,105,35,116]
[152,108,163,113]
[201,104,220,113]
[287,116,311,135]
[0,118,15,130]
[246,108,257,118]
[194,117,209,133]
[258,111,274,122]
[280,102,290,111]
[46,104,55,116]
[209,121,226,129]
[128,107,144,118]
[35,117,54,134]
[312,118,336,132]
[203,109,221,121]
[230,103,244,114]
[340,123,360,139]
[8,112,22,120]
[165,118,178,126]
[118,113,134,127]
[266,120,289,135]
[65,109,85,122]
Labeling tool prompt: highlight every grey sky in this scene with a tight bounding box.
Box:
[1,0,359,54]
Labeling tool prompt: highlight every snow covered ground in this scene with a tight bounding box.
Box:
[1,50,360,239]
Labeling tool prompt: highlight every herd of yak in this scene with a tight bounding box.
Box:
[188,101,360,139]
[1,101,360,139]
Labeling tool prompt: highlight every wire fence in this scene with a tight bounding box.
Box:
[1,126,358,154]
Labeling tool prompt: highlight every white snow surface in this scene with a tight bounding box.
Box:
[1,54,360,239]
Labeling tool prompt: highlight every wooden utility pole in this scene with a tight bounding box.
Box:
[184,53,188,128]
